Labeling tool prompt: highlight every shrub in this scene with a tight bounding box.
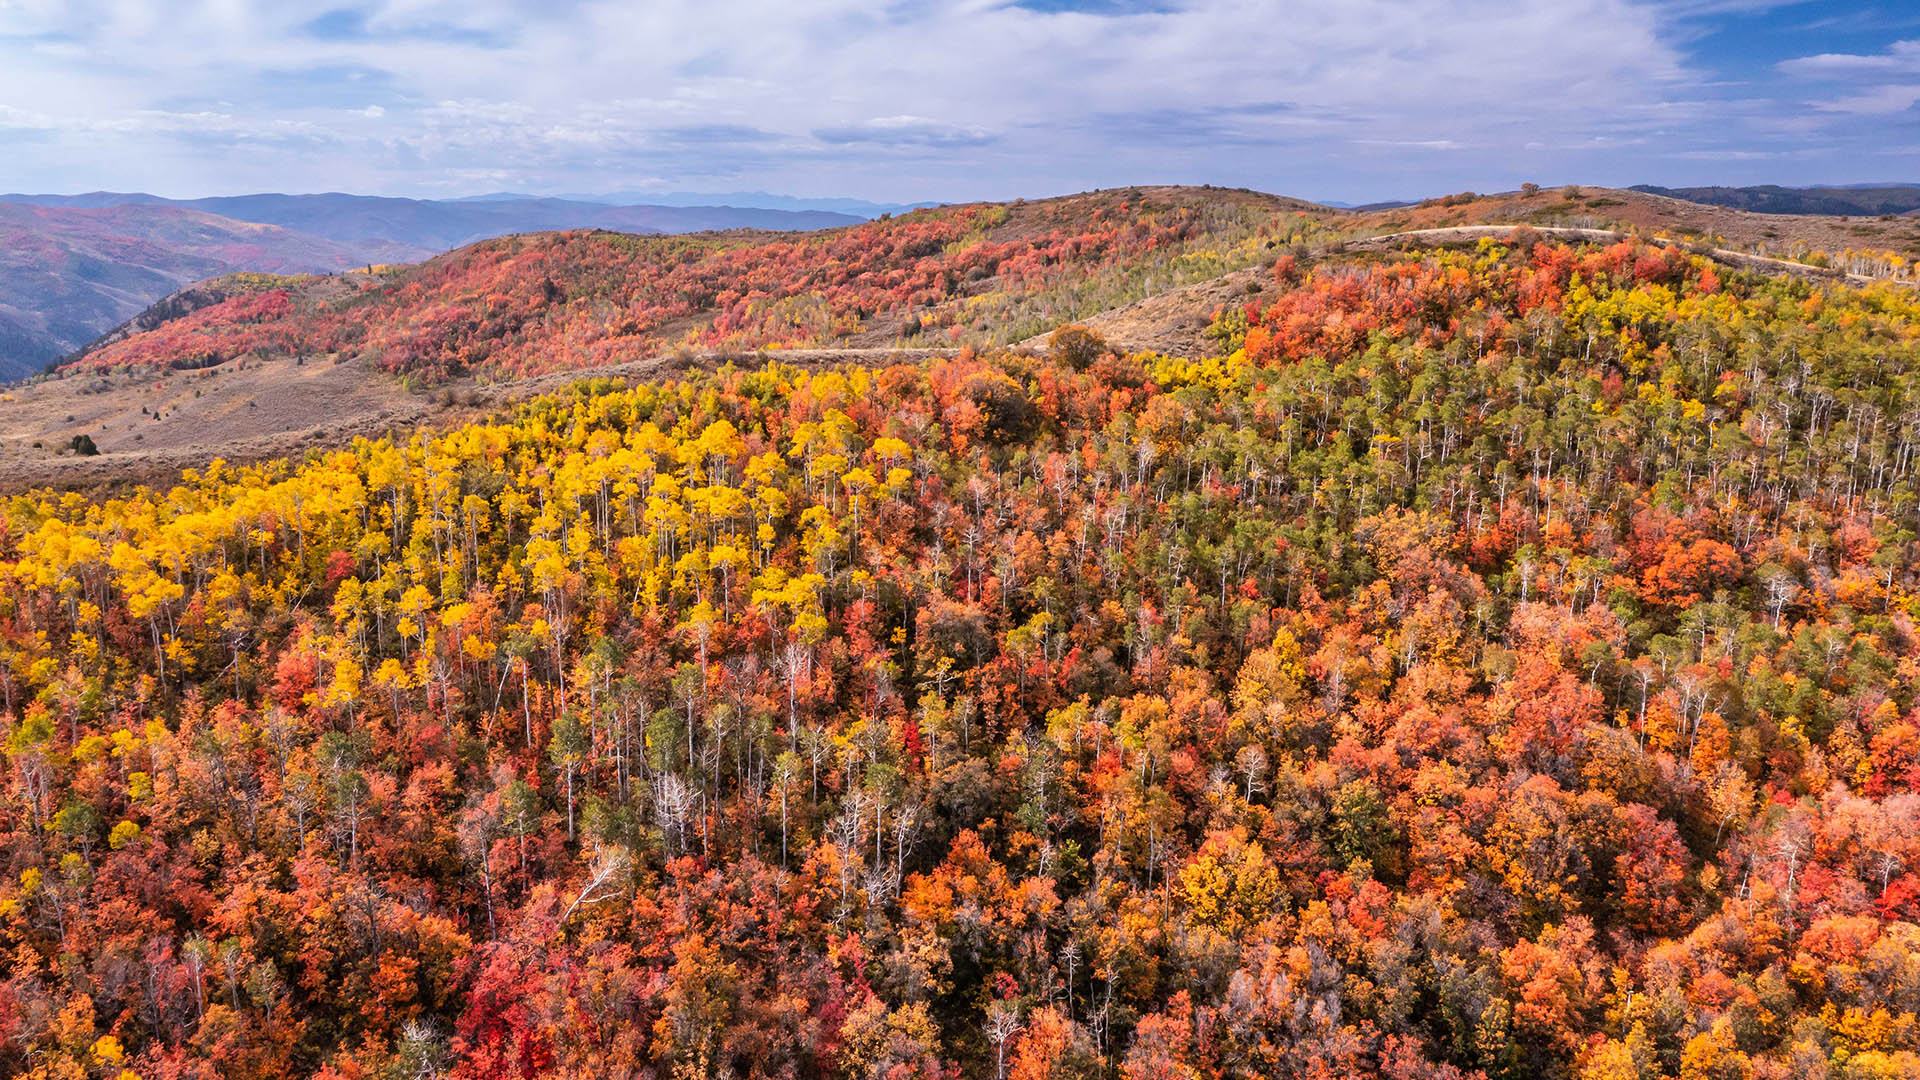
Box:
[1047,325,1109,371]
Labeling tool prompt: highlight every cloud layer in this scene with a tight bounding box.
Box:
[0,0,1912,201]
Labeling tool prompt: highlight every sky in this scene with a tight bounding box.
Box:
[0,0,1917,204]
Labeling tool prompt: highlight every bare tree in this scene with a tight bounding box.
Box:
[1236,745,1270,801]
[562,845,630,925]
[1760,565,1800,629]
[654,772,695,855]
[985,1000,1021,1080]
[457,797,499,938]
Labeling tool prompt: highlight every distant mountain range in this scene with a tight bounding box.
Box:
[448,190,935,216]
[1631,184,1920,216]
[0,193,866,379]
[0,203,368,379]
[0,192,865,261]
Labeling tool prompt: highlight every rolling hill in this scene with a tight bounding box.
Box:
[0,194,866,378]
[57,186,1319,382]
[13,182,1920,494]
[54,184,1920,385]
[1348,184,1920,257]
[15,178,1920,490]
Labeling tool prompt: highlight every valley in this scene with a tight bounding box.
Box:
[0,203,369,380]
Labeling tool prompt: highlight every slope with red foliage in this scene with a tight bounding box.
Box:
[66,188,1311,382]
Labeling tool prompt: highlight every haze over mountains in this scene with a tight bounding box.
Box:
[0,203,367,378]
[0,192,867,380]
[451,191,933,217]
[0,192,866,256]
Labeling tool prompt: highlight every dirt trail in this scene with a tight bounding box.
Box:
[1013,267,1264,357]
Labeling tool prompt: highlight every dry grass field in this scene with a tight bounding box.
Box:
[0,353,428,491]
[0,346,963,492]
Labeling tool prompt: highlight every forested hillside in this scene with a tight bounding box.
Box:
[0,194,868,377]
[60,189,1312,383]
[4,235,1920,1080]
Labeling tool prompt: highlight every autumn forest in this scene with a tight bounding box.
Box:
[6,227,1920,1080]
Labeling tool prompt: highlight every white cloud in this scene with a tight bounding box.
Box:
[1775,38,1920,131]
[1357,139,1468,151]
[0,103,60,131]
[1779,39,1920,77]
[0,0,1889,200]
[1810,84,1920,115]
[815,116,996,148]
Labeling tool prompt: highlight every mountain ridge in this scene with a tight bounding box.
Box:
[44,182,1920,386]
[50,186,1318,383]
[1631,183,1920,216]
[12,182,1920,491]
[0,203,369,380]
[0,191,864,255]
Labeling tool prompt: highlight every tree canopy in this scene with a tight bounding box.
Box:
[4,237,1920,1079]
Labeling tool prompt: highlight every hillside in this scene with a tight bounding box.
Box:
[17,183,1920,494]
[0,204,367,380]
[59,187,1321,382]
[56,184,1920,387]
[4,232,1920,1079]
[1345,185,1920,272]
[0,195,866,379]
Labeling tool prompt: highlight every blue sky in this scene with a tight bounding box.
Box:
[0,0,1916,203]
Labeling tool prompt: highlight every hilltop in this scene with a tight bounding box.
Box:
[2,186,1315,488]
[1347,184,1920,269]
[50,184,1920,382]
[59,186,1318,383]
